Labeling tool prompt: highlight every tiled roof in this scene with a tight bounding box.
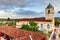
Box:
[13,36,30,40]
[0,26,46,40]
[13,35,45,40]
[17,18,52,22]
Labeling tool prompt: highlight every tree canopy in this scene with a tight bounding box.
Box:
[55,19,60,25]
[21,21,39,32]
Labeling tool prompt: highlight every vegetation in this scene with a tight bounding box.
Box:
[59,34,60,38]
[55,19,60,27]
[7,18,16,26]
[8,21,13,26]
[55,19,60,24]
[48,32,52,37]
[21,21,43,33]
[8,20,16,26]
[29,21,39,32]
[21,24,29,30]
[0,23,4,26]
[59,34,60,40]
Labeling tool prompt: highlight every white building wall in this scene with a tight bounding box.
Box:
[16,21,54,31]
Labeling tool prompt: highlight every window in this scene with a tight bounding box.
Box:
[48,10,50,14]
[40,24,44,30]
[47,24,50,29]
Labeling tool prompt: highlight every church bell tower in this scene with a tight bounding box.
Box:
[45,3,54,20]
[45,3,55,31]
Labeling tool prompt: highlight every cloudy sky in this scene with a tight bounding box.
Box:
[0,0,60,19]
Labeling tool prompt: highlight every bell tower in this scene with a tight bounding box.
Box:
[45,3,55,31]
[45,3,55,28]
[45,3,54,20]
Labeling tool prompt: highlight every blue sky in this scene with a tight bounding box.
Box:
[0,0,60,19]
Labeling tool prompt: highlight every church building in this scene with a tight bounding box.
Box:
[16,3,55,31]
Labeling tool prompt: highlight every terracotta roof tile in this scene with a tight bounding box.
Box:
[17,18,52,22]
[13,36,30,40]
[0,26,46,40]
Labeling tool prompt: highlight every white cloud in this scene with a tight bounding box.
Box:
[0,0,59,19]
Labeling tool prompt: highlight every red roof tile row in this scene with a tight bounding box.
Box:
[0,26,46,40]
[17,18,52,22]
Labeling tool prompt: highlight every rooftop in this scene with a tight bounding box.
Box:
[0,26,46,40]
[17,18,52,22]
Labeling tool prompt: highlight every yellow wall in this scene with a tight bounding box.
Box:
[16,21,55,31]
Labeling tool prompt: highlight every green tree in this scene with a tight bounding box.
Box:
[55,19,60,27]
[21,24,29,30]
[8,21,13,26]
[55,19,59,24]
[12,20,16,25]
[8,19,16,26]
[0,23,4,26]
[29,21,39,32]
[59,34,60,40]
[21,21,39,32]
